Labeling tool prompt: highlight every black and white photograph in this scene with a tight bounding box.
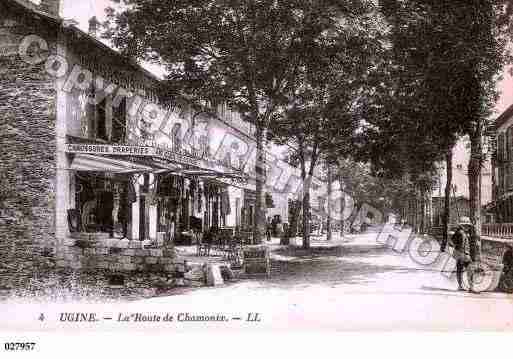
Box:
[1,0,513,354]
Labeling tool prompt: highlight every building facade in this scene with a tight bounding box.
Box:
[430,138,493,227]
[0,0,297,289]
[492,103,513,223]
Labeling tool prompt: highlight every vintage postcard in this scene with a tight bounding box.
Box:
[1,0,513,351]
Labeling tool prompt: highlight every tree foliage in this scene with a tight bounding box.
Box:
[104,0,372,122]
[104,0,365,241]
[266,3,385,247]
[355,1,511,234]
[103,0,387,244]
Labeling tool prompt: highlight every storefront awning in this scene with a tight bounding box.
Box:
[66,143,249,183]
[180,169,244,178]
[69,154,156,173]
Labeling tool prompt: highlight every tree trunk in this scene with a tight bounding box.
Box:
[302,179,311,249]
[339,180,345,235]
[426,190,432,232]
[409,196,414,227]
[469,122,483,238]
[286,200,300,243]
[253,123,266,244]
[420,189,425,233]
[416,190,421,233]
[442,146,453,248]
[327,164,333,241]
[423,190,430,233]
[413,190,418,233]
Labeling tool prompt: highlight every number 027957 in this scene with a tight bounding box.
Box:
[4,342,36,351]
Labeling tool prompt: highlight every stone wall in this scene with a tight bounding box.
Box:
[56,237,177,273]
[0,11,59,290]
[48,237,195,298]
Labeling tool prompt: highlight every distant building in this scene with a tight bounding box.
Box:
[491,103,513,223]
[431,138,493,226]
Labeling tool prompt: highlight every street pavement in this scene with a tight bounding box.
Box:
[2,228,513,331]
[141,229,513,330]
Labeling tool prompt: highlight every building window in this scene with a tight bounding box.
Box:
[498,132,505,163]
[456,164,463,170]
[83,86,113,142]
[112,97,127,144]
[97,98,108,141]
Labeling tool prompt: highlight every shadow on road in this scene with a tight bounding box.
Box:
[267,258,404,288]
[273,242,389,259]
[267,242,405,289]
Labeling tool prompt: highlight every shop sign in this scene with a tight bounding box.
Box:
[66,143,250,183]
[66,143,201,167]
[242,246,270,277]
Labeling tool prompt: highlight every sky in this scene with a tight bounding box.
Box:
[61,0,111,29]
[60,0,166,77]
[496,66,513,114]
[58,0,513,116]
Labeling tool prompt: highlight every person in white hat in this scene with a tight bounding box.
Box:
[452,221,480,293]
[451,223,472,290]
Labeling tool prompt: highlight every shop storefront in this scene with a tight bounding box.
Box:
[64,142,246,245]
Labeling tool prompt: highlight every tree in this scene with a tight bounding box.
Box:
[269,104,347,249]
[358,1,505,239]
[377,1,510,239]
[354,51,443,234]
[103,0,359,243]
[452,2,506,238]
[268,7,384,248]
[337,158,409,225]
[326,161,333,240]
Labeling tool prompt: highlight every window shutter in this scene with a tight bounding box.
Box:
[507,164,510,191]
[498,132,504,163]
[97,98,108,141]
[112,97,127,144]
[504,128,511,162]
[499,166,503,195]
[506,163,513,191]
[509,126,513,163]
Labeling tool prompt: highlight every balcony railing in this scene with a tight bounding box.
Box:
[482,223,513,238]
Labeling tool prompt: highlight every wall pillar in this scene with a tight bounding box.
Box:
[148,203,158,241]
[55,42,70,247]
[131,182,140,240]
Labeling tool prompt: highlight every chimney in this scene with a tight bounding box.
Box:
[88,16,99,37]
[39,0,61,17]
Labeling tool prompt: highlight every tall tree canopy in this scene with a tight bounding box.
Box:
[267,3,385,248]
[103,0,379,242]
[358,0,511,234]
